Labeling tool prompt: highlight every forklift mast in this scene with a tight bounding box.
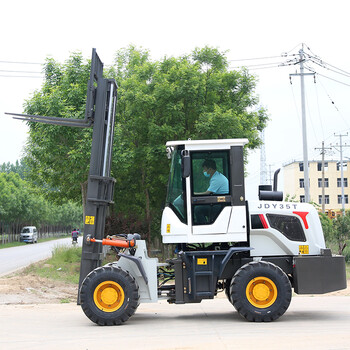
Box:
[6,49,118,298]
[78,50,117,294]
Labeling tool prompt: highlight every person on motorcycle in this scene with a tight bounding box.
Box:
[72,229,79,244]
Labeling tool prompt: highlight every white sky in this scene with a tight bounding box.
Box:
[1,0,350,199]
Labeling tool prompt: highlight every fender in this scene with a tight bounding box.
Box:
[218,247,253,278]
[118,253,149,285]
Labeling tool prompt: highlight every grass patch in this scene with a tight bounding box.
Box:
[22,246,118,285]
[60,298,70,303]
[0,235,70,249]
[24,246,82,284]
[0,242,24,249]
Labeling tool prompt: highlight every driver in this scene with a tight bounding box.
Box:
[193,159,229,224]
[195,159,229,195]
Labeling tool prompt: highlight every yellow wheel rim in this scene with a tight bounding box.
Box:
[246,276,277,308]
[93,281,125,312]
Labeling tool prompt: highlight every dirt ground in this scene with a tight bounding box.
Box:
[0,273,78,305]
[0,271,349,305]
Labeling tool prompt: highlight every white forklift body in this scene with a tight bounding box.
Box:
[249,200,326,256]
[80,138,346,326]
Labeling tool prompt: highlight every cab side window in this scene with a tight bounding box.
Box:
[191,151,230,196]
[191,151,230,225]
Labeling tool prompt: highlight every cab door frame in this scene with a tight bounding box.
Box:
[189,146,247,238]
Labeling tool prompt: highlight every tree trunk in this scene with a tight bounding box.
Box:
[338,241,346,255]
[141,169,152,253]
[81,181,88,220]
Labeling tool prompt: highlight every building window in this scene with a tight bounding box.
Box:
[337,178,348,187]
[337,162,348,171]
[319,195,330,204]
[318,178,329,187]
[318,162,328,171]
[338,195,349,204]
[299,178,304,188]
[300,195,305,203]
[299,162,303,171]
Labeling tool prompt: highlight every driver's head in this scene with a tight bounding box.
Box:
[202,159,216,177]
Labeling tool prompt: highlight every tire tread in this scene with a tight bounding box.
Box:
[80,266,139,326]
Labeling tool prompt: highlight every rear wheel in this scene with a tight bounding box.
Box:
[224,278,232,304]
[230,261,291,322]
[80,266,139,326]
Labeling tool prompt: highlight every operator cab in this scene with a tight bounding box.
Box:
[161,139,249,244]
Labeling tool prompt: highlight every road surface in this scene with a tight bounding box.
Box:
[0,237,82,276]
[0,296,349,350]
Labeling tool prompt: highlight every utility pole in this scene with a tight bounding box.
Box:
[315,141,332,213]
[333,133,349,215]
[289,44,315,202]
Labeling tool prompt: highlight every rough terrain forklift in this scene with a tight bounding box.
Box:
[79,138,346,325]
[8,49,346,326]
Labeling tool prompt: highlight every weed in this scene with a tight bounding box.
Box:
[60,298,70,304]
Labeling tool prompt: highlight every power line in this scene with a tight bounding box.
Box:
[306,55,350,77]
[285,43,304,55]
[0,74,43,78]
[229,62,284,70]
[308,57,350,78]
[0,60,42,65]
[315,72,350,87]
[228,55,283,62]
[246,65,283,71]
[0,69,42,74]
[316,76,350,129]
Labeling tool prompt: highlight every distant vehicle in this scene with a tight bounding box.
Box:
[20,226,38,244]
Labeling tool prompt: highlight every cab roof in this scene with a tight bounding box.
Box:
[166,139,249,151]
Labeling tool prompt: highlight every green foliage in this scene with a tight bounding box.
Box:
[284,194,298,202]
[0,170,82,230]
[319,213,334,243]
[23,46,268,241]
[24,53,91,203]
[332,212,350,255]
[0,160,29,179]
[319,211,350,256]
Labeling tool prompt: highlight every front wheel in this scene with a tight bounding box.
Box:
[230,261,291,322]
[80,266,139,326]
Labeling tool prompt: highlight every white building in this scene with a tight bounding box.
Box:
[283,160,349,211]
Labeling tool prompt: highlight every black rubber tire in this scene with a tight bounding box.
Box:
[80,266,139,326]
[224,278,232,304]
[230,261,292,322]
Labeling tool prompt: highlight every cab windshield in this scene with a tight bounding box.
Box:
[166,148,187,223]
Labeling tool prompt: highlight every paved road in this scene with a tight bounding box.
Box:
[0,296,349,350]
[0,237,82,276]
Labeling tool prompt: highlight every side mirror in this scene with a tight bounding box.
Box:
[181,150,191,178]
